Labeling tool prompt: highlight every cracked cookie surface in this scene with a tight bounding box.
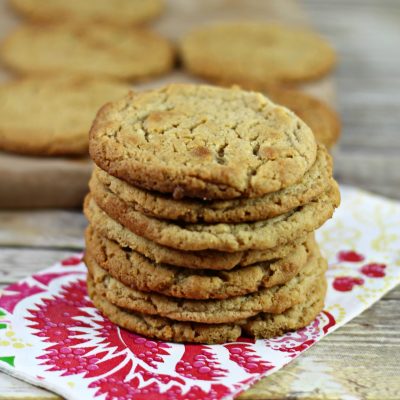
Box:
[180,22,336,88]
[87,180,340,252]
[85,246,326,324]
[92,145,331,223]
[88,274,326,344]
[85,226,314,299]
[1,23,174,81]
[89,84,317,199]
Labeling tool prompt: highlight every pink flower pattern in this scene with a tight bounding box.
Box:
[0,242,395,400]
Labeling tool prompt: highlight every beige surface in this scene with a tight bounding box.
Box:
[0,152,91,208]
[0,0,335,209]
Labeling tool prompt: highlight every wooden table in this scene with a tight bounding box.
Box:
[1,0,400,399]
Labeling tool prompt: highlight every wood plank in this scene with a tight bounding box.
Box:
[0,211,86,249]
[0,248,76,283]
[304,0,400,200]
[0,374,58,400]
[334,152,400,200]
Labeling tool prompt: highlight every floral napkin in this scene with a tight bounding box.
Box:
[0,185,399,400]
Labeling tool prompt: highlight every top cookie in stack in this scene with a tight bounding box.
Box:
[84,83,340,344]
[89,84,317,199]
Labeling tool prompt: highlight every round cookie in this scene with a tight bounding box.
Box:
[85,226,313,299]
[180,22,336,88]
[242,277,327,339]
[89,84,317,200]
[10,0,163,26]
[85,248,327,324]
[266,89,341,149]
[0,77,130,156]
[1,24,174,81]
[84,198,309,270]
[88,275,326,344]
[88,180,340,252]
[91,145,331,223]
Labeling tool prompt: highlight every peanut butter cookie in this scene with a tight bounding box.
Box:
[85,226,314,299]
[181,22,336,88]
[87,274,326,344]
[2,24,174,81]
[0,77,129,155]
[11,0,163,26]
[91,145,331,222]
[89,84,317,199]
[85,248,326,324]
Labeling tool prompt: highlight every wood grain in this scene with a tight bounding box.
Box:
[0,211,85,249]
[304,0,400,200]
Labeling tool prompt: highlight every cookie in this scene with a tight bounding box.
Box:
[91,145,331,223]
[89,84,317,200]
[0,77,130,156]
[1,24,174,81]
[10,0,163,26]
[85,226,312,299]
[180,22,336,89]
[242,277,326,339]
[85,247,326,324]
[88,274,326,344]
[84,197,308,270]
[266,88,341,149]
[87,180,340,252]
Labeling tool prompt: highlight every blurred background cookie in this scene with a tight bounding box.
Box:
[266,88,341,149]
[0,0,340,211]
[0,77,130,155]
[180,22,336,89]
[10,0,164,26]
[1,23,175,81]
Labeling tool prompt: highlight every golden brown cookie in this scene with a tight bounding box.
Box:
[180,22,336,89]
[87,180,340,252]
[85,247,326,323]
[10,0,164,26]
[84,196,309,270]
[266,88,341,149]
[0,77,130,156]
[87,274,326,344]
[91,145,331,223]
[1,24,174,81]
[89,84,317,200]
[85,226,313,299]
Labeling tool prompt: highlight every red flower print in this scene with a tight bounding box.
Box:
[360,263,386,278]
[337,250,365,262]
[333,276,364,292]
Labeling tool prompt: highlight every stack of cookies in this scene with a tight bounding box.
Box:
[84,84,340,344]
